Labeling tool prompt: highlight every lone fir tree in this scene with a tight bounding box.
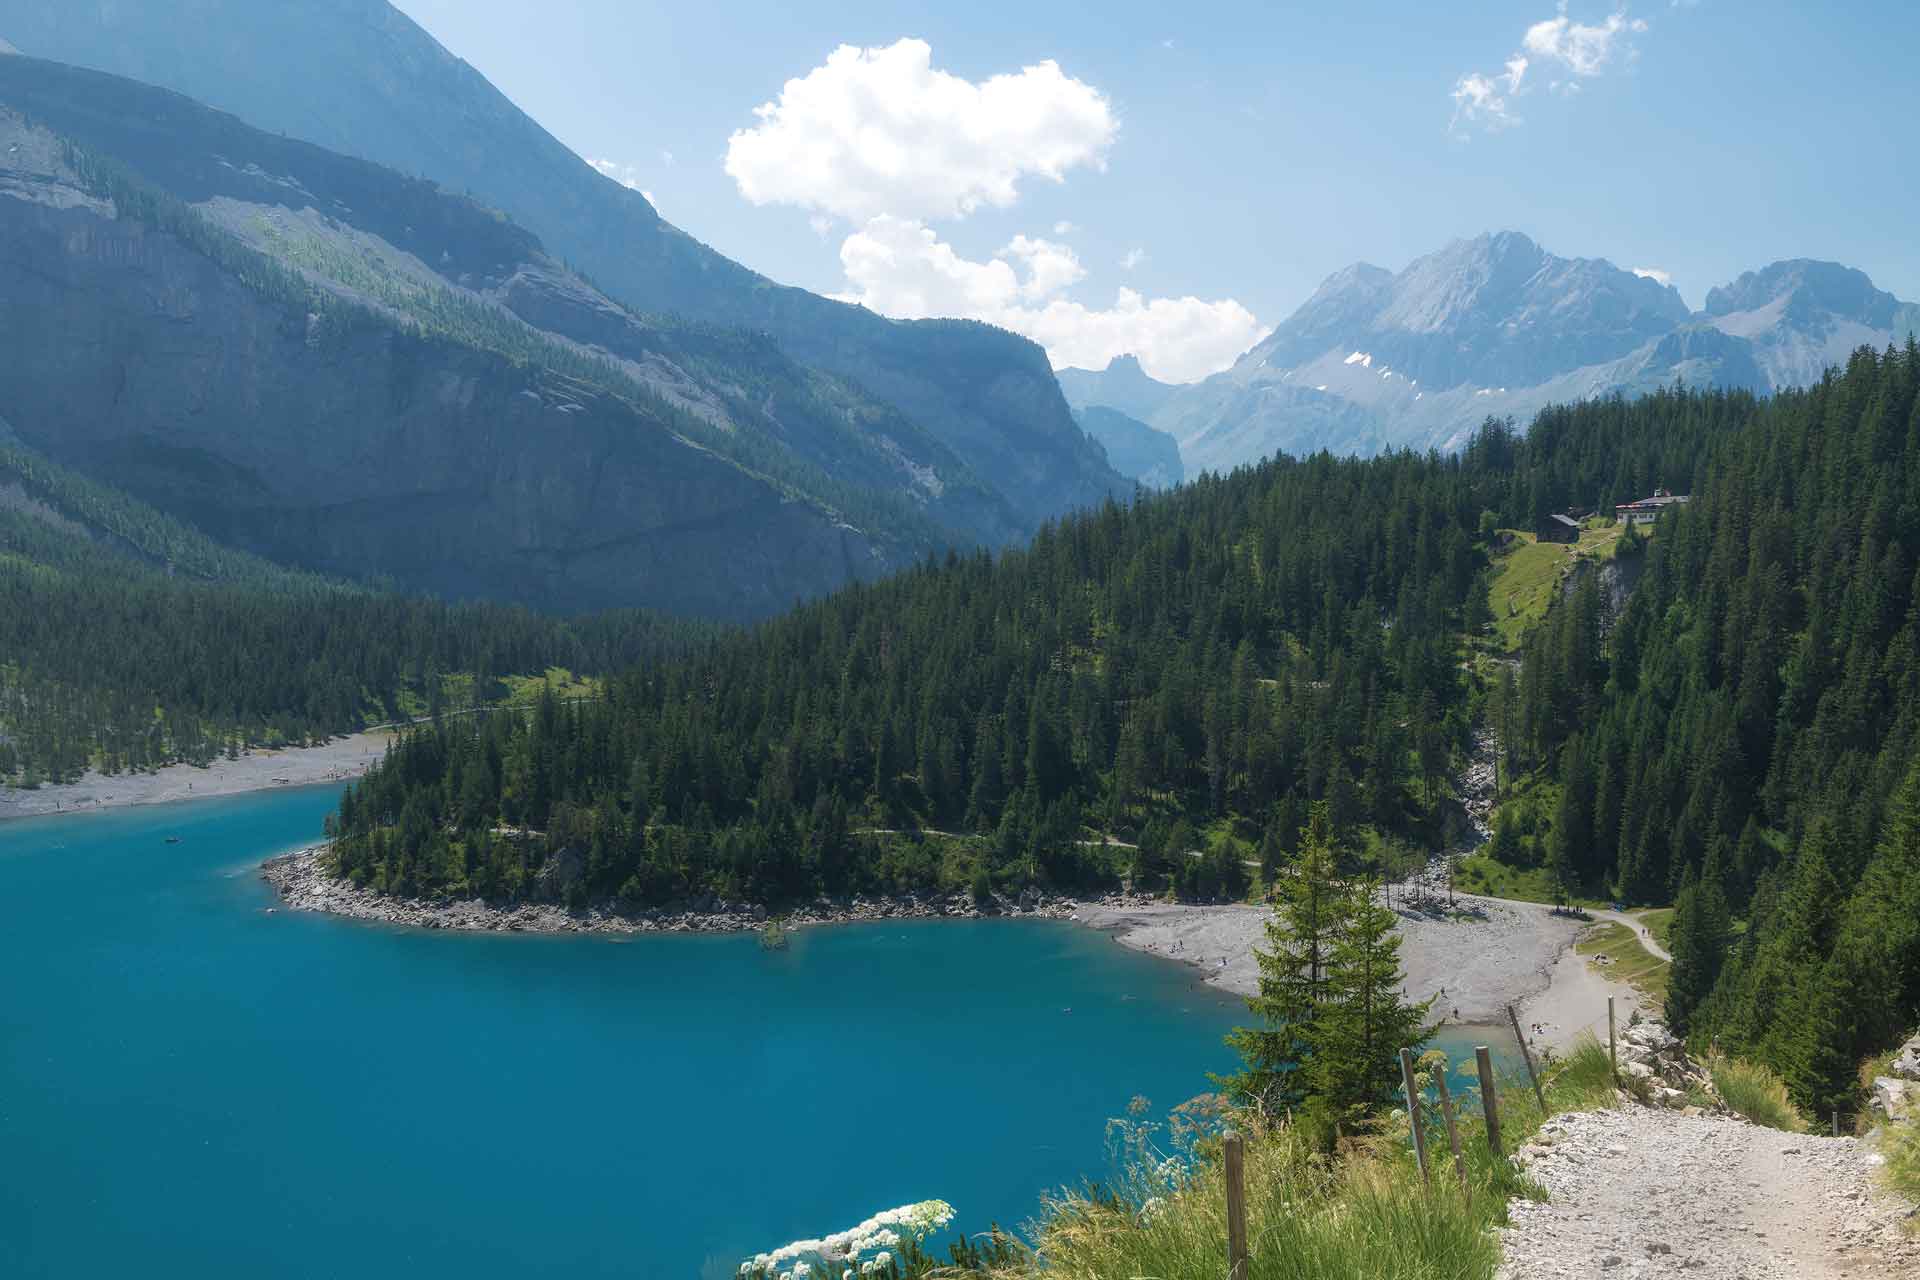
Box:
[1226,803,1433,1122]
[1308,876,1435,1125]
[1225,803,1345,1110]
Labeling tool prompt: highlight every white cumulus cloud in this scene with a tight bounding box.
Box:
[724,38,1116,224]
[1631,266,1673,286]
[1452,6,1647,134]
[835,217,1265,382]
[1121,247,1148,271]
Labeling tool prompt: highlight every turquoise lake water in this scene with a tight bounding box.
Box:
[0,787,1259,1278]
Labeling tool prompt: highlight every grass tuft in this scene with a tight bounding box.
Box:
[1021,1040,1618,1280]
[1030,1120,1498,1280]
[1550,1037,1623,1110]
[1880,1118,1920,1205]
[1706,1054,1806,1132]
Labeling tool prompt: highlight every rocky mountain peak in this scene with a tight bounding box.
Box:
[1378,230,1687,338]
[1304,261,1394,305]
[1055,351,1181,422]
[1705,259,1899,329]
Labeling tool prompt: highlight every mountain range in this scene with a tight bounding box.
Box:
[1062,232,1920,474]
[2,1,1915,609]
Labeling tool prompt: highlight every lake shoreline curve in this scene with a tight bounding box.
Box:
[261,845,1136,936]
[262,849,1643,1054]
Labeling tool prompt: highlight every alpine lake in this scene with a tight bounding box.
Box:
[0,785,1249,1278]
[0,784,1504,1277]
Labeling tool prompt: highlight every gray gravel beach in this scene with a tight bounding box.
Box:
[0,730,391,821]
[1074,888,1642,1054]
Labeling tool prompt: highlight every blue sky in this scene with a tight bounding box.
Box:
[392,0,1919,382]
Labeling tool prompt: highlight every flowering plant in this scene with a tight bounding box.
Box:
[738,1200,955,1280]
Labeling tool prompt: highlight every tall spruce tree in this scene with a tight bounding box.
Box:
[1664,867,1731,1037]
[1225,804,1345,1111]
[1307,876,1435,1126]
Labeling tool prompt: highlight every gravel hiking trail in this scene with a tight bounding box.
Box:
[1499,1107,1919,1279]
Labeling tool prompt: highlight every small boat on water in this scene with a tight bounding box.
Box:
[164,836,181,844]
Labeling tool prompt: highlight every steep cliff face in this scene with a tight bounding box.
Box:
[0,0,1130,527]
[0,138,897,620]
[0,54,1019,556]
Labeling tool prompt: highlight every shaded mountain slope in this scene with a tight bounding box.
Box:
[1072,406,1184,489]
[0,0,1129,526]
[0,58,947,619]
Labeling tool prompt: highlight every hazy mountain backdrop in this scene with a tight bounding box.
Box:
[1060,232,1920,474]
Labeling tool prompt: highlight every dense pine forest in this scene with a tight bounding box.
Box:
[1505,343,1920,1114]
[326,379,1742,907]
[0,442,709,783]
[327,347,1920,1111]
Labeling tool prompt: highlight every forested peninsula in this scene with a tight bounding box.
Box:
[307,344,1920,1118]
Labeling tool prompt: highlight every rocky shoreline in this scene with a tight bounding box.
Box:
[261,846,1151,936]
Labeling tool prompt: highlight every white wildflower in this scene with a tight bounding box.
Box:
[739,1199,949,1279]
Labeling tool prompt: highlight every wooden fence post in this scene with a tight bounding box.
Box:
[1832,1110,1841,1138]
[1507,1004,1547,1114]
[1608,996,1617,1080]
[1400,1047,1432,1191]
[1224,1131,1249,1280]
[1433,1062,1472,1203]
[1475,1046,1503,1160]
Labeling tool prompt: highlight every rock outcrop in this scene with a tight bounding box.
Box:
[1612,1019,1716,1111]
[1892,1031,1920,1081]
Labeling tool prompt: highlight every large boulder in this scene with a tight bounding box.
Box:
[1871,1077,1913,1123]
[1891,1032,1920,1082]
